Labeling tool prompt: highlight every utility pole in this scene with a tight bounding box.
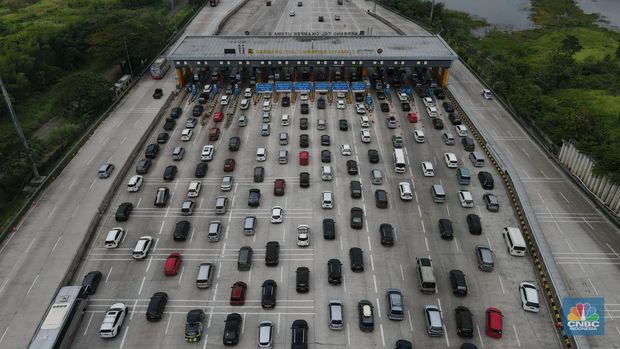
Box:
[0,76,42,180]
[123,36,134,77]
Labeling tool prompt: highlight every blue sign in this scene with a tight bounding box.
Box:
[294,82,312,92]
[332,81,349,92]
[256,83,273,93]
[275,81,292,92]
[351,81,366,92]
[315,81,329,92]
[563,297,605,336]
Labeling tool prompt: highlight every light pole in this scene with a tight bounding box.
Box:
[0,76,42,181]
[429,0,436,21]
[123,36,134,77]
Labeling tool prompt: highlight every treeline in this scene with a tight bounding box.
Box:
[380,0,620,183]
[0,0,203,226]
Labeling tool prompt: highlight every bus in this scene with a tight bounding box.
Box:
[28,286,89,349]
[150,57,170,79]
[393,149,406,173]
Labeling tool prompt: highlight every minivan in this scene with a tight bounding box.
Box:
[421,162,435,177]
[215,196,228,214]
[386,288,404,321]
[457,167,471,185]
[172,147,185,160]
[279,132,289,145]
[431,184,446,203]
[98,163,114,178]
[370,169,383,184]
[154,187,170,207]
[238,246,253,271]
[181,200,195,216]
[424,305,444,336]
[503,227,526,256]
[206,221,221,242]
[187,181,201,197]
[416,257,436,293]
[146,292,168,321]
[469,152,485,167]
[475,245,495,271]
[278,150,288,164]
[322,191,334,209]
[254,166,265,182]
[193,262,216,290]
[328,300,344,330]
[243,216,257,235]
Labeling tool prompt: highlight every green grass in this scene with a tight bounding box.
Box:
[550,89,620,138]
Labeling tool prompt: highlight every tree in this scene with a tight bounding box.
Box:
[51,72,111,120]
[560,34,582,56]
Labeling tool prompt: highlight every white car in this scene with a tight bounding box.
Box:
[421,161,434,177]
[100,303,127,338]
[201,145,214,161]
[220,95,229,105]
[519,282,540,313]
[300,92,309,101]
[455,125,468,137]
[256,147,267,162]
[444,152,458,168]
[355,103,367,115]
[426,106,439,117]
[398,182,413,201]
[481,89,494,100]
[413,130,425,143]
[422,97,434,107]
[360,116,370,127]
[289,10,295,16]
[337,99,345,109]
[297,224,310,247]
[203,84,212,94]
[336,92,345,99]
[360,129,371,143]
[398,92,409,101]
[271,206,283,224]
[458,190,474,208]
[127,175,143,192]
[221,175,234,191]
[341,144,352,156]
[244,87,252,98]
[181,128,193,141]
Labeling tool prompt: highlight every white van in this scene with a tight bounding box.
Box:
[444,153,458,168]
[414,130,425,143]
[244,87,252,98]
[322,191,334,209]
[221,95,229,105]
[263,100,272,111]
[426,106,439,118]
[281,114,290,126]
[105,228,125,249]
[421,162,434,177]
[469,152,485,167]
[181,128,193,141]
[187,181,202,197]
[132,236,153,259]
[127,175,143,192]
[196,262,215,288]
[503,227,527,256]
[430,185,446,203]
[322,166,333,181]
[455,125,468,137]
[201,145,214,161]
[240,98,250,110]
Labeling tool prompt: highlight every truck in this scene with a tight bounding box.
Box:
[209,0,219,6]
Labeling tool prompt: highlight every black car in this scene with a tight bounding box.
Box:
[434,88,446,99]
[146,292,168,321]
[195,162,208,178]
[300,117,309,130]
[466,214,482,235]
[317,97,326,109]
[153,88,163,99]
[248,188,261,207]
[81,271,102,295]
[300,103,309,115]
[377,91,386,100]
[185,309,205,342]
[282,96,290,107]
[478,171,494,189]
[170,107,183,119]
[449,113,462,125]
[228,136,241,151]
[350,207,364,229]
[380,102,389,112]
[349,247,364,272]
[163,165,177,181]
[323,218,336,240]
[455,306,474,338]
[163,117,176,131]
[327,258,342,285]
[339,119,348,131]
[321,150,331,163]
[198,92,209,104]
[443,101,454,113]
[401,102,411,111]
[136,158,152,174]
[350,180,362,199]
[261,279,277,308]
[346,160,358,175]
[358,300,374,332]
[355,93,364,102]
[265,241,280,266]
[145,143,160,159]
[450,269,468,296]
[296,267,310,293]
[439,218,454,240]
[192,105,204,117]
[157,132,170,144]
[291,319,309,349]
[300,134,309,148]
[368,149,379,163]
[395,339,413,349]
[115,202,133,221]
[300,172,310,188]
[320,134,330,146]
[432,118,444,130]
[173,220,191,241]
[379,223,395,246]
[223,313,242,346]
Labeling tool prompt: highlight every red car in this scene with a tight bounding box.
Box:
[230,281,247,305]
[214,111,223,122]
[274,179,285,196]
[224,158,236,172]
[209,127,220,141]
[485,307,503,338]
[407,112,418,123]
[163,252,182,276]
[299,151,309,166]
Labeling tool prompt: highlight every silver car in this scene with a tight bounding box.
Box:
[221,176,234,191]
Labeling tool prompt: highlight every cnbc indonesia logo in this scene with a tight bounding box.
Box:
[564,298,604,336]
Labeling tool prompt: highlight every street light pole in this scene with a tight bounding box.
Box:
[123,36,134,77]
[0,76,41,180]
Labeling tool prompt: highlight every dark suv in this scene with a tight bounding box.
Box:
[466,214,482,235]
[296,267,310,293]
[261,280,277,308]
[450,269,468,296]
[323,218,336,239]
[173,220,190,241]
[379,223,395,246]
[146,292,168,321]
[291,319,308,349]
[265,241,280,266]
[368,149,379,163]
[350,180,362,199]
[145,143,160,159]
[115,202,133,221]
[358,300,374,332]
[349,247,364,272]
[185,309,205,342]
[478,171,494,189]
[350,207,364,229]
[327,258,342,285]
[455,306,474,338]
[223,313,242,345]
[438,218,454,240]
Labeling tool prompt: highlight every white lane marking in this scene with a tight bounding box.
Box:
[425,237,429,251]
[346,323,351,345]
[105,267,114,283]
[537,192,545,204]
[400,264,405,281]
[498,275,505,294]
[26,274,40,295]
[280,266,284,283]
[476,324,485,347]
[120,136,127,145]
[379,324,385,346]
[248,269,252,285]
[203,334,208,348]
[68,177,78,189]
[0,327,8,344]
[367,236,372,251]
[407,309,413,332]
[340,236,343,251]
[376,297,381,318]
[343,274,347,293]
[521,148,531,159]
[138,277,146,295]
[0,279,8,294]
[540,170,548,178]
[199,198,204,209]
[444,322,451,347]
[421,220,426,234]
[25,238,36,253]
[129,300,138,320]
[71,205,80,218]
[417,204,422,217]
[88,178,97,190]
[189,227,196,243]
[414,191,419,203]
[158,221,165,235]
[454,238,460,252]
[165,314,172,334]
[83,313,94,335]
[370,254,375,271]
[587,278,599,295]
[119,325,129,348]
[153,238,160,252]
[513,324,521,347]
[446,205,451,217]
[277,313,281,334]
[178,266,185,285]
[242,312,246,334]
[51,236,62,252]
[373,275,378,293]
[146,256,153,273]
[558,192,569,203]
